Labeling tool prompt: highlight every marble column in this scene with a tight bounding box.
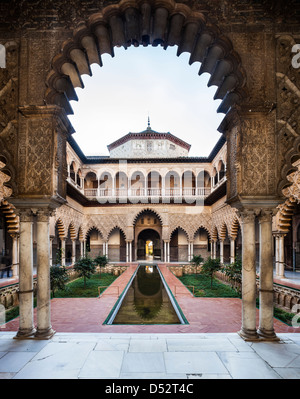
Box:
[189,241,194,260]
[129,241,132,263]
[164,240,170,263]
[278,233,286,279]
[49,235,54,266]
[164,241,167,263]
[238,209,259,341]
[15,209,36,339]
[258,210,278,340]
[274,234,279,276]
[230,237,235,264]
[83,239,87,257]
[126,241,129,263]
[71,239,76,264]
[60,237,66,266]
[10,233,19,277]
[80,240,84,258]
[220,240,224,264]
[213,240,217,259]
[35,209,55,339]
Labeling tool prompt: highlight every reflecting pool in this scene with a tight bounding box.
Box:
[105,264,187,325]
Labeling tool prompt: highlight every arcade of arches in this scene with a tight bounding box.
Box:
[0,0,300,342]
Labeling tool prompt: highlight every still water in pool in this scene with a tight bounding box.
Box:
[112,265,181,325]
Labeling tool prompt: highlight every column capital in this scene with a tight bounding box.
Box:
[16,208,34,222]
[34,208,55,222]
[10,232,20,239]
[273,231,287,238]
[237,208,257,224]
[258,209,274,224]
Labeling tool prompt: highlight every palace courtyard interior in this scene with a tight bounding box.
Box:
[0,0,300,380]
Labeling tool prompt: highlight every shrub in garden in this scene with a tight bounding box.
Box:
[94,254,109,277]
[201,257,221,288]
[50,266,69,297]
[74,255,96,288]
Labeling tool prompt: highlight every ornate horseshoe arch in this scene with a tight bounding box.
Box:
[45,0,247,123]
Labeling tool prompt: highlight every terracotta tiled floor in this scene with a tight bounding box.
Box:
[2,264,299,334]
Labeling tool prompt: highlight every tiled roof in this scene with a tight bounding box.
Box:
[107,129,191,151]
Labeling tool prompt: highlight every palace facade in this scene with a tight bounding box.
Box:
[1,121,299,277]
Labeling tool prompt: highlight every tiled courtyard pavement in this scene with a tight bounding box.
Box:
[2,263,299,334]
[1,264,300,380]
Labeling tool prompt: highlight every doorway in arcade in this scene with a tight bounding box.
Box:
[137,229,161,261]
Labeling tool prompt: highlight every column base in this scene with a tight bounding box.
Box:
[238,328,260,341]
[34,327,56,340]
[14,327,36,340]
[257,328,280,341]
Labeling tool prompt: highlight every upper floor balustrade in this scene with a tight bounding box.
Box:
[67,168,226,203]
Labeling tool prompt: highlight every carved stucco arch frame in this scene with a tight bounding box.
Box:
[45,0,247,125]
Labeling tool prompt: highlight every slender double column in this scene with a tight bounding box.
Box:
[230,237,236,264]
[212,240,217,259]
[220,240,224,264]
[164,240,170,263]
[35,209,55,339]
[49,235,54,266]
[10,233,19,277]
[71,239,76,264]
[15,209,36,339]
[275,233,286,278]
[188,241,194,261]
[258,210,279,340]
[238,209,259,341]
[126,240,132,263]
[80,240,84,258]
[60,237,66,266]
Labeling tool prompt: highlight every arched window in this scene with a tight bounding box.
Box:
[84,172,98,197]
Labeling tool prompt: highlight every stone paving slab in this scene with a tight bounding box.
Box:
[0,332,300,379]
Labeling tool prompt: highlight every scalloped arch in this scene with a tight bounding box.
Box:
[193,225,211,240]
[67,222,77,240]
[45,0,247,119]
[230,217,241,239]
[0,200,19,235]
[132,207,164,225]
[219,222,228,241]
[107,225,127,239]
[85,225,104,239]
[55,217,66,238]
[169,226,189,241]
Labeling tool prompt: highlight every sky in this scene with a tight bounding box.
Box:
[68,45,224,158]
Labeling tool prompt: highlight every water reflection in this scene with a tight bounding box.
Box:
[112,265,181,325]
